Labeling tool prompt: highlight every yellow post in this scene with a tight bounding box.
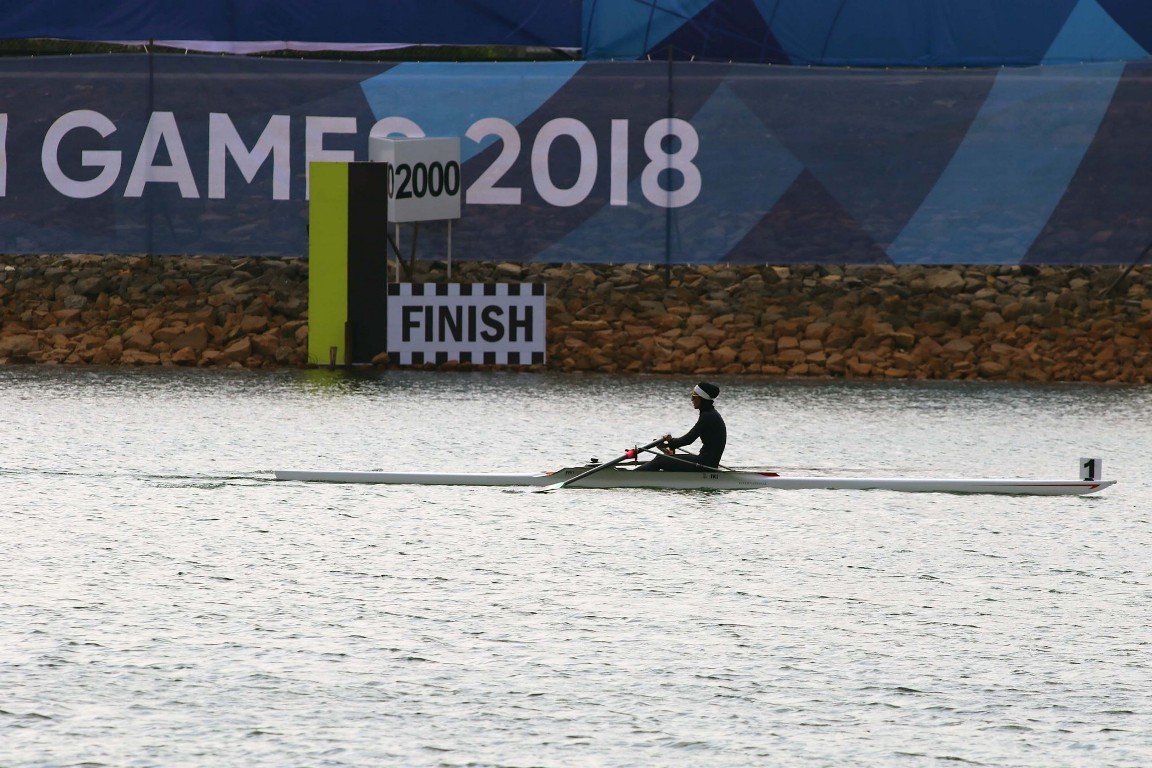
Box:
[307,162,349,366]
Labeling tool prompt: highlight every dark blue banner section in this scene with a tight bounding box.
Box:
[0,0,579,48]
[5,0,1150,67]
[583,0,1152,66]
[1,55,1150,265]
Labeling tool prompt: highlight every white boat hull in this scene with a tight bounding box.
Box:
[273,466,1115,495]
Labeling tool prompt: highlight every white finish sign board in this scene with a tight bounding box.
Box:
[369,137,461,223]
[386,283,546,365]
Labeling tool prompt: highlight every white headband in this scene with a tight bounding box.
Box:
[692,384,713,400]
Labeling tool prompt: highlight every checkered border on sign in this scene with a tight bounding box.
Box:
[387,283,546,365]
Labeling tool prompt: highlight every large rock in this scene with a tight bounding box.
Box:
[0,334,36,358]
[240,315,269,333]
[924,270,966,291]
[120,349,161,365]
[123,331,154,351]
[170,347,198,365]
[169,325,210,352]
[218,337,252,363]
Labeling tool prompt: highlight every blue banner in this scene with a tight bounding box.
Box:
[583,0,1152,66]
[1,55,1150,265]
[0,0,580,49]
[4,0,1150,67]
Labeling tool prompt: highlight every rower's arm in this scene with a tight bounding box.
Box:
[667,417,703,449]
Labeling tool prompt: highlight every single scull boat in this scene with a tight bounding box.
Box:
[273,460,1115,496]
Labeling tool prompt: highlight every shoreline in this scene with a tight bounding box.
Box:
[1,255,1149,384]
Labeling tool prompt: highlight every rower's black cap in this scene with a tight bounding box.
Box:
[694,382,720,400]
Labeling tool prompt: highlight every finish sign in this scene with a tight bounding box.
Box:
[369,136,461,223]
[386,283,546,366]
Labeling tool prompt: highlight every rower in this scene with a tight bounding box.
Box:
[635,382,726,472]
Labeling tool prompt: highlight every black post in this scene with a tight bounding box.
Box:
[346,163,392,363]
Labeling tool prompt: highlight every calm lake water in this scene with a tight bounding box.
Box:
[2,366,1151,767]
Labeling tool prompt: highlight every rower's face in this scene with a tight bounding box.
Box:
[691,394,702,409]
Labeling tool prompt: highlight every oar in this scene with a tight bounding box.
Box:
[635,449,740,473]
[534,438,665,493]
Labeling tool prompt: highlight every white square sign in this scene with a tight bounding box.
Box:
[369,137,461,223]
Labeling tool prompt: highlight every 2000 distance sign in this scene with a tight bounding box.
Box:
[369,136,461,223]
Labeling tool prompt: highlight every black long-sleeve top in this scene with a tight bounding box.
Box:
[668,402,726,467]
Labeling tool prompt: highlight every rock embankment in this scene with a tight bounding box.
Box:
[0,254,308,368]
[539,262,1152,384]
[1,255,1150,383]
